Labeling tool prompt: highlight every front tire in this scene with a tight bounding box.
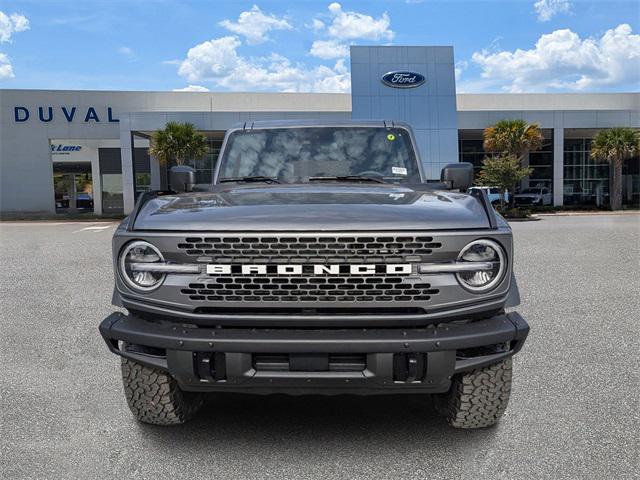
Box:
[434,358,512,429]
[121,358,203,425]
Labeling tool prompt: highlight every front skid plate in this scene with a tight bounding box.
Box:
[99,312,529,393]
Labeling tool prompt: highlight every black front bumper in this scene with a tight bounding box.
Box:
[99,312,529,394]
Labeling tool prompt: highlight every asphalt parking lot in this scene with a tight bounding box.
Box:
[1,215,638,479]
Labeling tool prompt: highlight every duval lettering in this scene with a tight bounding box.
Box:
[14,106,119,123]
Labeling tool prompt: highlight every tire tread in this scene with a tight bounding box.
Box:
[121,358,203,425]
[435,358,512,429]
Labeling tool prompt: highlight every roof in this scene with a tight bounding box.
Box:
[456,93,639,111]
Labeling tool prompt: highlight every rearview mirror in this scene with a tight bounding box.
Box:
[169,165,196,193]
[440,163,474,191]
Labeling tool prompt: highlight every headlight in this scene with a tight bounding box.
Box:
[455,239,506,293]
[119,241,165,292]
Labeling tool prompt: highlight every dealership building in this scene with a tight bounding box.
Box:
[1,45,638,215]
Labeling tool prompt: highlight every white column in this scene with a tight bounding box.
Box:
[553,127,564,206]
[120,119,135,214]
[91,149,103,215]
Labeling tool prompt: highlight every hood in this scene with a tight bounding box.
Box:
[132,184,491,231]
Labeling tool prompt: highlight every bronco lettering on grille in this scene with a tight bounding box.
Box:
[206,264,413,275]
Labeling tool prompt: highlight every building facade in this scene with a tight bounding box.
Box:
[1,45,638,215]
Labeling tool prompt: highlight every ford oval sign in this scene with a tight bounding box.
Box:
[381,71,425,89]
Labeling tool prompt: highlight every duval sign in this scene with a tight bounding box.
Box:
[14,106,119,123]
[381,71,426,89]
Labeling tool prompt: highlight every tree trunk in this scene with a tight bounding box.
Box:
[611,159,623,211]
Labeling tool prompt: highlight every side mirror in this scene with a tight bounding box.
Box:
[169,165,196,193]
[440,162,474,191]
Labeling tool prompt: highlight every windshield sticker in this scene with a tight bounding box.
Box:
[392,166,408,175]
[386,133,396,141]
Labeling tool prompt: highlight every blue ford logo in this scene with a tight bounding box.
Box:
[381,71,425,89]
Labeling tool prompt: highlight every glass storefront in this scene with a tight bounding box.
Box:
[458,130,491,179]
[528,133,553,190]
[564,134,640,207]
[563,137,609,206]
[133,147,152,197]
[99,148,124,213]
[53,162,94,213]
[159,134,224,188]
[458,129,553,193]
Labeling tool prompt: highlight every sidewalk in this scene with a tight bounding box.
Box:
[536,210,639,217]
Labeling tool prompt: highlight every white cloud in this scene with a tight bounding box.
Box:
[0,11,29,43]
[308,3,394,59]
[534,0,571,22]
[178,36,243,81]
[177,35,350,93]
[118,46,134,56]
[311,18,325,31]
[219,5,292,45]
[324,3,393,41]
[173,85,210,92]
[0,52,14,79]
[471,24,640,92]
[310,39,349,60]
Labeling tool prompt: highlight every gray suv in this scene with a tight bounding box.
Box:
[99,120,529,429]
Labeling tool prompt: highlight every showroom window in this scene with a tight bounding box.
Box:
[459,129,553,193]
[564,134,640,207]
[458,130,493,178]
[162,135,224,187]
[528,132,554,190]
[99,148,124,214]
[563,137,610,206]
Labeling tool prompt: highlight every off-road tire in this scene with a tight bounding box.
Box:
[434,358,512,429]
[121,357,204,425]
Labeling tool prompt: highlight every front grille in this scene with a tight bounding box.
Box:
[181,275,439,303]
[176,234,442,304]
[177,235,442,263]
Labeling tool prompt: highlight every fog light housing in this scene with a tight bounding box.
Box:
[456,239,506,293]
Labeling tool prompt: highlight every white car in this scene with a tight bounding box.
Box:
[514,187,552,206]
[467,186,510,205]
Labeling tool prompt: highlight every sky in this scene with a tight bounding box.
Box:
[0,0,638,93]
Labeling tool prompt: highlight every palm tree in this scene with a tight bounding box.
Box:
[590,127,639,210]
[483,119,544,162]
[148,122,208,166]
[482,119,544,207]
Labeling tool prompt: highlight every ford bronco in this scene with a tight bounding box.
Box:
[99,120,529,429]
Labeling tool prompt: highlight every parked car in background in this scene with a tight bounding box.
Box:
[467,186,509,206]
[76,192,94,210]
[514,187,552,206]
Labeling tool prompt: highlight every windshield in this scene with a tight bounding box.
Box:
[521,188,540,194]
[217,127,421,184]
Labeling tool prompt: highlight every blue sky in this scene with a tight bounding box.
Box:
[0,0,638,93]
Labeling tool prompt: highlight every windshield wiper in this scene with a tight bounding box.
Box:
[308,175,385,184]
[219,176,282,184]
